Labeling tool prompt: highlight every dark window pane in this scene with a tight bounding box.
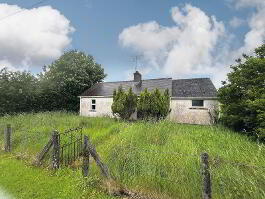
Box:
[92,105,96,110]
[92,99,96,104]
[192,100,204,107]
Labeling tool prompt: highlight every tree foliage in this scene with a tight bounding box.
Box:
[39,50,106,111]
[111,86,137,120]
[112,87,170,121]
[137,88,171,120]
[0,68,40,115]
[218,44,265,139]
[0,50,106,115]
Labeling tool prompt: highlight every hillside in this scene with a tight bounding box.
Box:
[0,112,265,199]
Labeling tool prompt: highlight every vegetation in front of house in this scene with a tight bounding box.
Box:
[0,154,115,199]
[112,86,170,120]
[1,112,265,199]
[112,87,137,120]
[0,50,106,115]
[137,88,170,120]
[218,43,265,139]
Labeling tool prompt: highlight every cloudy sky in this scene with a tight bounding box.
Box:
[0,0,264,87]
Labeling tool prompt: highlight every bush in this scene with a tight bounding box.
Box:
[137,88,171,120]
[218,43,265,139]
[0,51,106,115]
[112,87,170,121]
[111,86,137,120]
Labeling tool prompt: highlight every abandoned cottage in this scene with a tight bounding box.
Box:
[79,71,218,125]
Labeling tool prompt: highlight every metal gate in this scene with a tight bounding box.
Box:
[59,127,83,166]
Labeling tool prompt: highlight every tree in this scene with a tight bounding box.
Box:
[161,88,171,119]
[111,86,137,120]
[0,68,40,115]
[218,44,265,139]
[39,50,106,111]
[137,88,171,120]
[137,88,152,120]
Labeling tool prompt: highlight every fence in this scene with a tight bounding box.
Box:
[102,146,204,199]
[0,124,84,169]
[2,124,265,199]
[83,143,265,199]
[39,127,84,169]
[59,127,83,167]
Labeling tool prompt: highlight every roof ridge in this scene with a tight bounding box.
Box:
[173,77,210,81]
[100,77,172,84]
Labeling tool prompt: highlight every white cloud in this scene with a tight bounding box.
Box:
[228,0,265,55]
[0,4,74,71]
[119,4,228,87]
[229,17,245,28]
[229,0,265,9]
[119,3,265,88]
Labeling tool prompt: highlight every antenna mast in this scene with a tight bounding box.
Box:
[132,55,142,71]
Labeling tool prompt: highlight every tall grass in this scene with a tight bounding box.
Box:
[1,112,265,199]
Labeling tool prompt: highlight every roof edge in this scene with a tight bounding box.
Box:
[99,77,172,84]
[172,77,211,81]
[171,97,218,100]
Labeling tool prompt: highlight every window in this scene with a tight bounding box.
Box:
[192,100,204,107]
[91,99,96,111]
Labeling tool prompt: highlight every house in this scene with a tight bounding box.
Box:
[79,71,218,125]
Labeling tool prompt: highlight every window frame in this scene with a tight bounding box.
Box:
[192,100,204,107]
[91,99,96,111]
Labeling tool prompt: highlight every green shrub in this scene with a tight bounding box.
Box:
[137,88,152,120]
[111,86,137,120]
[112,87,170,121]
[218,44,265,139]
[137,88,171,120]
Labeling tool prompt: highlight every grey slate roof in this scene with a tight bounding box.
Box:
[80,78,172,97]
[172,78,217,98]
[80,77,217,98]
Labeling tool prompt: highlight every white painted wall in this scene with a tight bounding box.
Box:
[80,97,219,125]
[80,97,113,117]
[169,99,219,125]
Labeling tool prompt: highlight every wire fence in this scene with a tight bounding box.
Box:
[99,146,203,199]
[2,123,265,199]
[87,143,265,199]
[209,155,265,199]
[0,124,84,166]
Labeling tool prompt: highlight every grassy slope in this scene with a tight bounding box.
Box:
[0,112,265,199]
[0,153,114,199]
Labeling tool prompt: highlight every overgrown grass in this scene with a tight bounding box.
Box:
[1,112,265,199]
[0,153,115,199]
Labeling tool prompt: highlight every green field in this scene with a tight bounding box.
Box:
[1,112,265,199]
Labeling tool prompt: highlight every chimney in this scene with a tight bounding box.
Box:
[133,71,142,82]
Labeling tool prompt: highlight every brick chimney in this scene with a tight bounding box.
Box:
[133,71,142,82]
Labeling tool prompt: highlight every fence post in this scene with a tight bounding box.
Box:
[4,124,12,152]
[83,135,89,177]
[52,131,60,169]
[201,152,212,199]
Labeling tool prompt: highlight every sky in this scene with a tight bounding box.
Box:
[0,0,264,88]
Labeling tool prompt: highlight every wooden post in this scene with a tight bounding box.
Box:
[201,152,212,199]
[52,131,60,169]
[87,140,109,178]
[4,124,12,152]
[83,135,89,177]
[36,138,53,163]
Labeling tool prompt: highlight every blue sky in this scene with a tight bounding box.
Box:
[0,0,264,87]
